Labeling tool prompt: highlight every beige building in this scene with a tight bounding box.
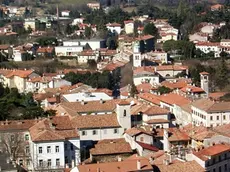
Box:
[124,20,134,34]
[24,18,39,31]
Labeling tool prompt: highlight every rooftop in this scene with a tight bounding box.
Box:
[71,114,120,129]
[62,92,112,102]
[90,138,132,155]
[191,98,230,113]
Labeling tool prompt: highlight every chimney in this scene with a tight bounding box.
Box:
[137,160,141,170]
[118,156,122,162]
[81,100,85,105]
[100,99,104,104]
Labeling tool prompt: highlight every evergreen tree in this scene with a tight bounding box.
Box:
[215,58,229,90]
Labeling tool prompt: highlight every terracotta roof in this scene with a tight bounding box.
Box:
[191,98,230,113]
[196,42,220,46]
[163,128,190,142]
[138,93,161,105]
[156,65,188,71]
[136,141,159,151]
[200,71,209,75]
[211,4,223,10]
[77,157,153,172]
[136,35,154,41]
[159,93,191,106]
[161,79,192,89]
[156,160,204,172]
[125,127,152,137]
[0,119,38,131]
[28,76,52,83]
[124,20,134,24]
[0,69,13,76]
[71,114,120,129]
[59,100,117,115]
[213,123,230,137]
[180,85,204,93]
[133,66,156,75]
[137,83,156,93]
[61,69,92,75]
[193,144,230,161]
[0,44,10,50]
[90,138,132,155]
[143,106,169,115]
[209,92,227,100]
[103,62,126,71]
[5,69,34,78]
[37,47,54,53]
[106,22,121,27]
[145,119,169,124]
[78,50,96,56]
[117,100,130,105]
[29,117,78,142]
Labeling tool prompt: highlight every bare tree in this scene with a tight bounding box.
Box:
[0,132,26,161]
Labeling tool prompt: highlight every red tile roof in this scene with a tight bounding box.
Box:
[161,79,192,89]
[191,98,230,113]
[143,106,169,115]
[0,44,10,50]
[77,157,153,172]
[156,65,188,71]
[90,138,132,155]
[71,114,120,129]
[106,22,121,27]
[193,144,230,161]
[159,93,191,106]
[180,85,204,93]
[133,66,156,75]
[136,141,159,151]
[146,118,169,124]
[200,71,209,75]
[37,47,54,53]
[138,93,161,105]
[136,35,154,41]
[5,69,34,78]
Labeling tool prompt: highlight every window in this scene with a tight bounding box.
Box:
[213,168,216,172]
[124,110,127,117]
[39,160,43,167]
[219,155,221,162]
[92,130,97,135]
[114,128,118,134]
[225,153,227,160]
[71,144,74,151]
[25,146,30,154]
[56,146,59,153]
[56,159,60,166]
[38,147,42,154]
[217,116,219,120]
[47,159,51,167]
[82,131,87,136]
[47,146,51,153]
[140,137,144,142]
[25,134,29,141]
[65,156,68,163]
[219,166,222,172]
[104,129,107,134]
[19,159,23,166]
[223,115,226,120]
[26,159,30,166]
[210,116,213,121]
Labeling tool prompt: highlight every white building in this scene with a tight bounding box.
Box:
[55,46,84,57]
[106,23,121,34]
[155,65,189,78]
[62,92,113,102]
[195,42,220,58]
[72,18,85,25]
[124,20,134,34]
[0,116,80,171]
[191,98,230,127]
[133,67,160,86]
[26,77,71,93]
[63,39,106,50]
[191,144,230,172]
[61,10,70,17]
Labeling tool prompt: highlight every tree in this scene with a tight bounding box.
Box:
[27,26,33,34]
[143,23,158,38]
[0,132,26,161]
[215,58,229,90]
[65,24,73,35]
[85,26,92,39]
[157,86,172,95]
[130,83,138,97]
[220,51,229,59]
